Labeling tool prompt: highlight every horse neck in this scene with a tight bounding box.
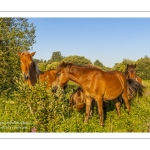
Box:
[68,65,100,86]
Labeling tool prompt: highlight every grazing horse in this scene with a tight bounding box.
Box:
[70,86,120,119]
[70,86,86,112]
[52,62,145,127]
[17,51,56,88]
[125,64,142,84]
[70,86,96,117]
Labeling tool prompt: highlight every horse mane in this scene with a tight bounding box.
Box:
[58,62,102,71]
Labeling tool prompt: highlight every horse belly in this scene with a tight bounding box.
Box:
[103,86,123,100]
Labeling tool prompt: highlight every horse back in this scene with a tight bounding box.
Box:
[97,70,127,100]
[39,69,56,87]
[101,70,127,86]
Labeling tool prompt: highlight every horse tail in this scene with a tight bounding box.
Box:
[127,78,145,100]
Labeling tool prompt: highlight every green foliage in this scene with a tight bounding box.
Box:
[0,78,70,132]
[37,62,47,71]
[33,58,44,63]
[0,18,36,97]
[1,78,150,132]
[113,58,135,72]
[112,56,150,80]
[94,60,104,68]
[62,55,92,65]
[1,18,150,132]
[46,62,60,70]
[48,51,64,63]
[135,56,150,80]
[94,59,111,71]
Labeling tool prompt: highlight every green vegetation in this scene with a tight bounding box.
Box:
[1,17,150,132]
[0,78,150,132]
[0,18,36,97]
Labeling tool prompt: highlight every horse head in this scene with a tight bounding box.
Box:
[18,51,37,80]
[52,61,72,93]
[125,64,136,79]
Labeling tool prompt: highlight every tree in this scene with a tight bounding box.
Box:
[94,59,105,69]
[33,58,43,63]
[46,62,60,70]
[48,51,64,63]
[135,56,150,80]
[0,18,36,97]
[62,55,92,65]
[37,63,47,71]
[113,58,135,72]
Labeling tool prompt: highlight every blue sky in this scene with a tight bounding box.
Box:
[28,18,150,68]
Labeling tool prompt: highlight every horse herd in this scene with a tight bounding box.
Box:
[18,51,145,127]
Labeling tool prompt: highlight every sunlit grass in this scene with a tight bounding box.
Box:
[0,79,150,132]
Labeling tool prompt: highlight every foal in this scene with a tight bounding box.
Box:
[70,86,86,112]
[70,86,120,119]
[70,86,96,117]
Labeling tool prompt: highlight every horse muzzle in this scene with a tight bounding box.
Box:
[24,74,30,80]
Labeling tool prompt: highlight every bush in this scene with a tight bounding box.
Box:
[0,78,150,132]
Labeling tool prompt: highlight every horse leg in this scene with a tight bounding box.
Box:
[89,98,95,118]
[84,96,92,124]
[121,92,130,114]
[97,98,104,127]
[103,101,108,120]
[114,98,121,116]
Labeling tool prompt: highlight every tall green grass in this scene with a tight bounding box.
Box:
[0,79,150,132]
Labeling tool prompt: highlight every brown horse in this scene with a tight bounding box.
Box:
[125,64,142,84]
[17,51,56,88]
[52,62,145,127]
[70,86,86,112]
[69,86,117,120]
[69,86,97,117]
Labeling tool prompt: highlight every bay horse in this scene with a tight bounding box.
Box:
[70,86,119,119]
[69,86,96,117]
[125,64,142,84]
[52,62,145,127]
[70,86,86,112]
[17,51,57,88]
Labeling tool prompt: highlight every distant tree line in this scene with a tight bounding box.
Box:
[35,51,150,80]
[113,56,150,80]
[1,17,150,99]
[36,51,111,71]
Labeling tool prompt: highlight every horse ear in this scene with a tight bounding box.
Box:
[30,51,36,57]
[61,61,66,67]
[17,52,22,57]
